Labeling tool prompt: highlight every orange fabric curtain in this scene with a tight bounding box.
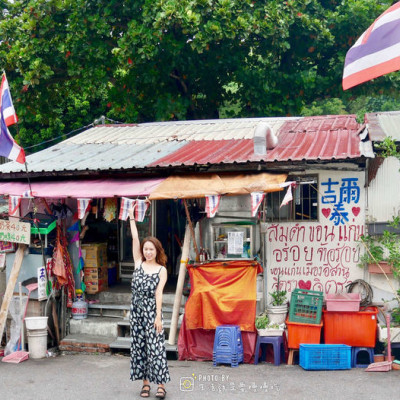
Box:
[185,260,262,332]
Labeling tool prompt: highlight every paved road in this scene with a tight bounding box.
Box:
[1,353,399,400]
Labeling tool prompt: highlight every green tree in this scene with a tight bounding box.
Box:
[0,0,395,150]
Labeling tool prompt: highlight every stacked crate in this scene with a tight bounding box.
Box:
[82,243,108,294]
[286,289,324,365]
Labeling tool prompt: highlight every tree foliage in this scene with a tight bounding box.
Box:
[0,0,396,151]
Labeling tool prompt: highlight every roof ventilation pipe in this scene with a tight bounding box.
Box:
[253,122,278,156]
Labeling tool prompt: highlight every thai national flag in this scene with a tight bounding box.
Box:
[251,192,265,217]
[77,198,91,219]
[9,195,21,216]
[119,197,135,221]
[205,195,221,218]
[0,74,25,163]
[133,199,149,222]
[343,2,400,90]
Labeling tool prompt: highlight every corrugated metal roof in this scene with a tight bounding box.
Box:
[0,115,362,174]
[0,141,187,173]
[65,117,289,144]
[152,115,361,166]
[366,111,400,141]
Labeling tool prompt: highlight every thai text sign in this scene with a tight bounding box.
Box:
[0,219,30,245]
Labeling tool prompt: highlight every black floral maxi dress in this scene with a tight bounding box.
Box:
[130,264,171,384]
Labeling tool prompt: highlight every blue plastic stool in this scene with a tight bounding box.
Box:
[213,325,244,367]
[254,335,285,366]
[352,347,374,368]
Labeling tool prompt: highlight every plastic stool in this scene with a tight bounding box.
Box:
[254,336,285,366]
[352,347,374,368]
[213,325,244,367]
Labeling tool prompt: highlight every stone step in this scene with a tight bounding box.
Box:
[87,302,130,318]
[59,334,114,353]
[109,337,178,354]
[69,316,121,337]
[98,291,131,304]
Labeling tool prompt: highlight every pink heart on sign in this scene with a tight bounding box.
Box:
[352,207,360,216]
[298,280,312,290]
[322,208,331,218]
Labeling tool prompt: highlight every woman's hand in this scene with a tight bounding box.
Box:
[154,314,163,334]
[128,206,135,220]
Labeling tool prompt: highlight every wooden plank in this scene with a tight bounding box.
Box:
[168,224,191,345]
[0,244,27,343]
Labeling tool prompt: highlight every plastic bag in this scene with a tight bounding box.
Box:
[4,296,27,356]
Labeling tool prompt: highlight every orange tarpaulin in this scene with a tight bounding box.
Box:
[149,172,288,200]
[185,260,263,332]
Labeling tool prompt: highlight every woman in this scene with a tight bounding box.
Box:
[128,207,170,399]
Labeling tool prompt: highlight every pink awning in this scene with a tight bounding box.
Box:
[0,178,165,198]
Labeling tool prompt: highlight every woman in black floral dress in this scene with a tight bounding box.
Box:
[128,208,170,399]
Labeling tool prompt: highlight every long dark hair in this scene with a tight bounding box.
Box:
[141,236,167,267]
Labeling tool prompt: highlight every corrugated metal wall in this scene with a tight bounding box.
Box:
[367,157,400,222]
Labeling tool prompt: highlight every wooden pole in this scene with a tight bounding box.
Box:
[0,244,26,344]
[168,224,191,345]
[52,300,60,345]
[183,199,200,261]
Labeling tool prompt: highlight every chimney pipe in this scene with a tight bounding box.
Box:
[253,122,278,156]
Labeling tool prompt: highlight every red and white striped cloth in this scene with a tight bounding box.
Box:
[133,199,149,222]
[251,192,265,217]
[119,197,135,221]
[8,195,21,216]
[77,198,91,219]
[205,195,221,218]
[22,190,34,198]
[343,2,400,90]
[279,181,297,208]
[119,198,150,221]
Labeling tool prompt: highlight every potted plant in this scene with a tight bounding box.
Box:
[359,217,400,278]
[266,277,288,325]
[255,314,270,336]
[255,314,284,336]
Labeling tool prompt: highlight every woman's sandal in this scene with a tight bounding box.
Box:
[155,387,167,399]
[140,384,151,398]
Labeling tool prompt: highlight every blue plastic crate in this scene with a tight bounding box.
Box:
[300,344,351,370]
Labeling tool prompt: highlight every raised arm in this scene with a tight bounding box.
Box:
[128,207,142,266]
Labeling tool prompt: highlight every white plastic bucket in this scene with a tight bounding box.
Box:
[25,316,48,330]
[27,328,48,359]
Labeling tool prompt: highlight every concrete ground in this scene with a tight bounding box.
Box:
[0,353,399,400]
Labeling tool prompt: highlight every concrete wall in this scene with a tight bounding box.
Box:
[265,169,366,303]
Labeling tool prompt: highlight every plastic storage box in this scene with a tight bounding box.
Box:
[23,212,57,235]
[286,319,323,349]
[300,344,351,370]
[323,306,378,347]
[289,289,324,324]
[325,293,361,312]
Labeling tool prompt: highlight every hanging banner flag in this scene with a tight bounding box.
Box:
[205,195,221,218]
[77,198,91,219]
[134,199,149,222]
[8,195,21,216]
[119,197,135,221]
[343,2,400,90]
[22,190,34,198]
[0,73,25,163]
[280,185,293,208]
[251,192,265,217]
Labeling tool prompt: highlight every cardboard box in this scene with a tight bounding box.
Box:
[84,267,108,280]
[82,243,107,260]
[84,258,106,269]
[85,278,108,294]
